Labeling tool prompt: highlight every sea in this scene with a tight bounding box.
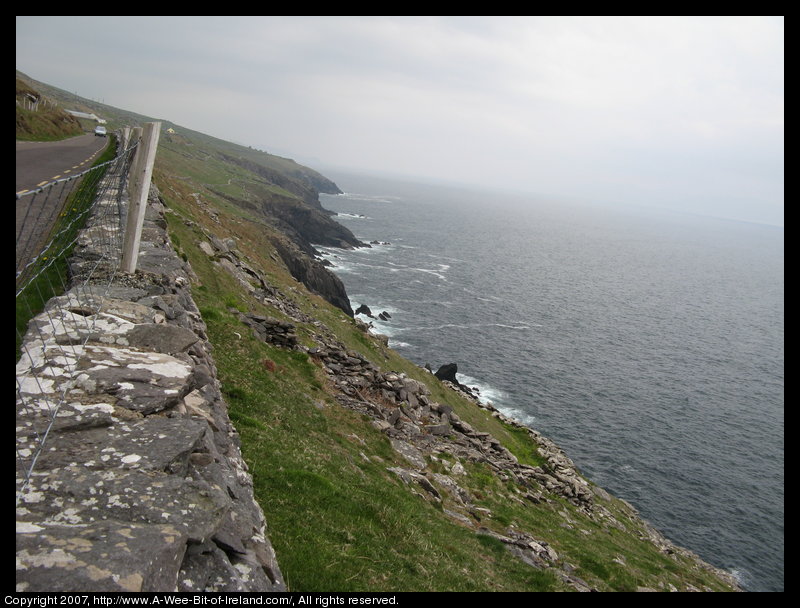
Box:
[316,170,784,592]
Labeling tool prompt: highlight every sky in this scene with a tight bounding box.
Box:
[16,16,784,226]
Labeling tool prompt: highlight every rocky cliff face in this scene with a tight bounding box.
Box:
[270,237,355,317]
[203,168,363,315]
[257,195,365,253]
[193,224,355,319]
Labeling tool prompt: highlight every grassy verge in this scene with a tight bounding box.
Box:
[16,107,83,141]
[16,77,84,141]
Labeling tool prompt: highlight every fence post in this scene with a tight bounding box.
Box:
[121,122,160,274]
[120,126,131,151]
[126,126,143,204]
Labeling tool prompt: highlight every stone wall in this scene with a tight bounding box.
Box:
[15,186,285,592]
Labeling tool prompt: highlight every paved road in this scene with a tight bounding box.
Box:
[16,133,109,195]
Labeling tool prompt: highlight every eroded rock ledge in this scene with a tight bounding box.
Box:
[15,188,285,592]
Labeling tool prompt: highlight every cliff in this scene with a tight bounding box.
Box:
[152,140,743,590]
[154,123,364,317]
[15,78,744,592]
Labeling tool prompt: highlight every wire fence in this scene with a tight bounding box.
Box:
[15,133,140,494]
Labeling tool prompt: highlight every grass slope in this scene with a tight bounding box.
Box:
[16,77,83,141]
[153,136,741,592]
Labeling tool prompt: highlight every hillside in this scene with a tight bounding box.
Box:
[15,76,83,140]
[16,72,743,592]
[151,128,742,593]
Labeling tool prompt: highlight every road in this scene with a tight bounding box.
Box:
[16,133,109,195]
[16,133,110,275]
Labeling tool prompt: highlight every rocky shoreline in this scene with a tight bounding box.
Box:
[207,223,744,593]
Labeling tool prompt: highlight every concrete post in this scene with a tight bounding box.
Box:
[121,122,160,274]
[125,126,143,204]
[120,126,131,151]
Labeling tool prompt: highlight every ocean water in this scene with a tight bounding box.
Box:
[317,171,784,592]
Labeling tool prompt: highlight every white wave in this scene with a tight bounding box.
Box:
[320,257,362,274]
[727,567,754,590]
[410,265,449,281]
[322,242,392,258]
[495,405,539,429]
[404,321,534,333]
[317,245,398,275]
[404,323,472,332]
[456,372,507,406]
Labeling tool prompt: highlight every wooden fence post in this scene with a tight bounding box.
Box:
[121,122,160,274]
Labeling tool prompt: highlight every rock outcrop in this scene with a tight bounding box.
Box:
[355,304,374,318]
[434,363,459,384]
[307,341,596,512]
[15,186,285,592]
[270,237,354,317]
[260,197,365,253]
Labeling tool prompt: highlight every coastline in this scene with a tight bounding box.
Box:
[316,182,779,591]
[15,73,767,590]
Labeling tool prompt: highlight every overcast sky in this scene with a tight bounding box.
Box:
[17,16,784,225]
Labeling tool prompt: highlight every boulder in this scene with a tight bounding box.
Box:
[355,304,374,318]
[434,363,459,384]
[127,323,199,354]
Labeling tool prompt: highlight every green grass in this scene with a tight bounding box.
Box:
[16,78,84,141]
[192,296,565,592]
[16,106,84,141]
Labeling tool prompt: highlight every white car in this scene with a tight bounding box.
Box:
[94,125,107,137]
